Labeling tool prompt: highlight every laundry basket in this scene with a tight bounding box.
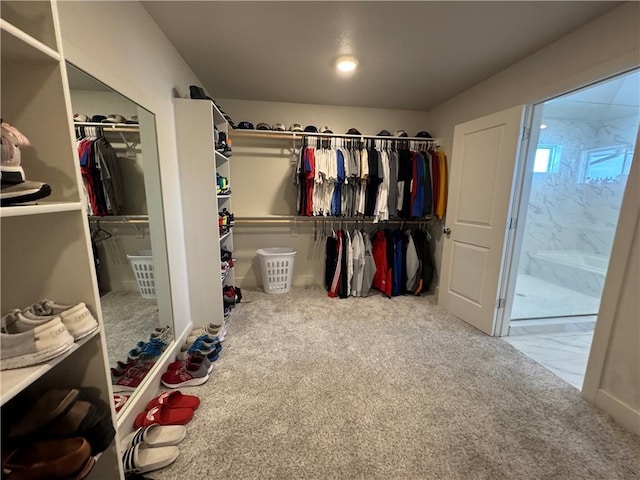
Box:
[257,247,296,294]
[127,250,156,299]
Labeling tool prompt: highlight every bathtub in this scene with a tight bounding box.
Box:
[527,249,608,297]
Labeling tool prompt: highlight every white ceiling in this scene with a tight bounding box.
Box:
[142,1,621,112]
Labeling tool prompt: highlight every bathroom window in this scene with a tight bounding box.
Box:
[580,145,633,183]
[533,144,561,173]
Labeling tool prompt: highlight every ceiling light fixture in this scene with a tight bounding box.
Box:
[335,56,358,74]
[540,124,548,129]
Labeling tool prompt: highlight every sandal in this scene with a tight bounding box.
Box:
[121,443,179,475]
[134,404,193,428]
[146,390,200,410]
[121,424,186,449]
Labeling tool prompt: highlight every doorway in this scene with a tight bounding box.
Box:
[504,69,640,388]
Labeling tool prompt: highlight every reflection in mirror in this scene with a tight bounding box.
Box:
[66,64,174,415]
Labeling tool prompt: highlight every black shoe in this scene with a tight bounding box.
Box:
[1,180,51,206]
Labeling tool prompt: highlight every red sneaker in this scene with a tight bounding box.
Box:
[134,404,193,428]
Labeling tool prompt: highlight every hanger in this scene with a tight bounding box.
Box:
[91,220,112,242]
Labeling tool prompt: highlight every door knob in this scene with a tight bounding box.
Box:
[443,227,452,235]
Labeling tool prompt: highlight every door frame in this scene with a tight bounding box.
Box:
[494,106,538,336]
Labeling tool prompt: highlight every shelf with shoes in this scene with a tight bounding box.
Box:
[1,3,125,478]
[174,97,236,330]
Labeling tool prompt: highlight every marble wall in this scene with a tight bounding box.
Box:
[518,114,638,289]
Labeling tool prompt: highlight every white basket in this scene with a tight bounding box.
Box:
[257,247,296,294]
[127,251,156,299]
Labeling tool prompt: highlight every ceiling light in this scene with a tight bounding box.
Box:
[336,56,358,73]
[540,124,547,129]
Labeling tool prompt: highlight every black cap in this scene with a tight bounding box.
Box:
[256,122,271,130]
[236,121,254,130]
[346,128,361,135]
[304,125,318,133]
[416,131,433,138]
[376,130,392,136]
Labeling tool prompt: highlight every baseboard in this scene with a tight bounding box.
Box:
[595,389,640,436]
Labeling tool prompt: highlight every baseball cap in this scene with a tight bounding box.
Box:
[304,125,318,133]
[73,113,88,123]
[394,129,408,137]
[256,122,271,130]
[319,126,333,134]
[125,116,139,124]
[416,131,433,138]
[377,130,392,136]
[90,115,106,123]
[346,128,361,135]
[236,121,254,130]
[272,123,286,131]
[289,123,303,132]
[103,114,126,124]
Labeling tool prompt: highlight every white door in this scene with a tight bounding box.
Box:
[439,106,526,335]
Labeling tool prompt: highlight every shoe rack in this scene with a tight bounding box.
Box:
[0,1,124,478]
[174,98,235,327]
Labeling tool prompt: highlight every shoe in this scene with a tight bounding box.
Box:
[168,354,213,375]
[121,424,186,449]
[6,388,79,441]
[5,300,99,341]
[188,323,224,340]
[127,338,166,361]
[146,390,200,410]
[0,318,74,370]
[122,443,179,475]
[149,326,172,342]
[41,399,116,455]
[134,404,193,428]
[1,180,52,206]
[161,360,210,388]
[114,394,130,413]
[2,437,94,480]
[114,363,155,391]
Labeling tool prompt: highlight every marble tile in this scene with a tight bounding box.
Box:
[511,274,600,319]
[504,330,593,390]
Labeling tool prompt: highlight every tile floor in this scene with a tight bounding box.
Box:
[504,321,594,389]
[511,274,601,319]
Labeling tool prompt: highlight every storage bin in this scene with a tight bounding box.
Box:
[257,247,296,294]
[127,250,156,299]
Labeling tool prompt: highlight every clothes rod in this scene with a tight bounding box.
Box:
[74,122,139,132]
[88,215,149,223]
[235,216,433,224]
[231,130,437,142]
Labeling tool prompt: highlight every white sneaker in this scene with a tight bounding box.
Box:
[5,300,99,341]
[0,317,74,370]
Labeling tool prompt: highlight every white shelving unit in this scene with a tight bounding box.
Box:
[174,98,235,327]
[0,2,123,478]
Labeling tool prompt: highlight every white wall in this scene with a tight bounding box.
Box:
[426,2,640,280]
[57,0,206,338]
[217,98,431,288]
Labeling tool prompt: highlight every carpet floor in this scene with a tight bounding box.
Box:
[151,286,640,480]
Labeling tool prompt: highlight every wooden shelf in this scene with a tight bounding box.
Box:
[0,202,83,218]
[217,193,232,200]
[0,329,99,406]
[215,151,229,164]
[219,231,232,242]
[1,19,60,63]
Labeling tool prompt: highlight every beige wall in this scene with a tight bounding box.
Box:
[218,98,431,288]
[57,0,205,337]
[426,1,640,284]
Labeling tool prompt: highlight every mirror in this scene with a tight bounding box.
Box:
[65,64,174,414]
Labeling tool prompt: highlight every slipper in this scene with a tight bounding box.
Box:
[121,424,186,449]
[134,404,193,428]
[7,388,79,440]
[146,390,200,410]
[122,443,179,475]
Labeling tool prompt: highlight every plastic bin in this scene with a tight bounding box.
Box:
[257,247,296,294]
[127,250,156,299]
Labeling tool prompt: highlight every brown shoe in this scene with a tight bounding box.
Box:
[1,437,93,480]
